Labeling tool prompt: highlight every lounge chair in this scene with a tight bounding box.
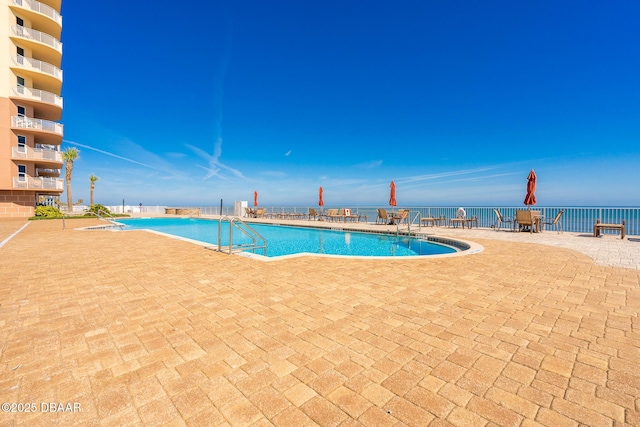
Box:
[376,208,389,224]
[493,209,513,231]
[308,208,320,220]
[326,209,340,222]
[255,208,266,218]
[515,210,536,233]
[542,210,564,233]
[343,208,361,222]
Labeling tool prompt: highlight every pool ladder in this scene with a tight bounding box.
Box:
[396,211,423,236]
[217,216,267,255]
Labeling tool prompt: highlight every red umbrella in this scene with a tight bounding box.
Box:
[253,191,259,207]
[524,169,537,207]
[389,180,397,209]
[318,186,324,207]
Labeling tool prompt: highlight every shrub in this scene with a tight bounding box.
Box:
[87,204,111,216]
[35,206,62,218]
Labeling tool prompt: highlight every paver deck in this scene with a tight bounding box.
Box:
[1,218,639,426]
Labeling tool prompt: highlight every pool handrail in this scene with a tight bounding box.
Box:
[218,215,267,255]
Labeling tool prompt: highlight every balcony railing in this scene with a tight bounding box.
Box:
[10,0,62,27]
[11,25,62,53]
[12,55,63,81]
[12,146,62,162]
[13,176,63,190]
[12,85,63,108]
[11,116,63,136]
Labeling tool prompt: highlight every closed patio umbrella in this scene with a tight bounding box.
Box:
[318,186,324,207]
[389,180,397,212]
[524,169,536,207]
[254,191,258,207]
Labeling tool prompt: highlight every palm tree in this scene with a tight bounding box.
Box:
[62,147,79,211]
[89,174,99,206]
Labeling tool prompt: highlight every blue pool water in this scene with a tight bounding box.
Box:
[115,218,458,258]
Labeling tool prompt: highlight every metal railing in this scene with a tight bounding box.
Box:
[207,206,640,236]
[11,116,64,135]
[12,146,62,162]
[11,25,62,52]
[110,205,640,236]
[12,55,63,81]
[13,176,63,190]
[12,85,63,107]
[217,216,267,255]
[10,0,63,26]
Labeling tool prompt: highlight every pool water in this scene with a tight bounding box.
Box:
[115,218,458,258]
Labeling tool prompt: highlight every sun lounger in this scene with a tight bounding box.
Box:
[326,209,341,222]
[421,215,445,227]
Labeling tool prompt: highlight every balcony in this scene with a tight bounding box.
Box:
[11,85,62,121]
[12,85,62,107]
[11,25,62,52]
[11,25,62,65]
[9,0,62,33]
[11,55,62,92]
[11,116,63,136]
[12,54,62,80]
[13,176,64,191]
[12,146,62,163]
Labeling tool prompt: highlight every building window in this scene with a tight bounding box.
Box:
[16,17,24,26]
[18,165,27,181]
[17,76,25,86]
[18,135,26,152]
[17,105,26,117]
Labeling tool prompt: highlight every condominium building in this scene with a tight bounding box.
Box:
[0,0,63,218]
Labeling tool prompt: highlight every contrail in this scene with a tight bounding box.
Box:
[63,139,183,177]
[191,16,246,181]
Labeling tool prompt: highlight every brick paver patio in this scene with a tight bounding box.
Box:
[1,218,638,426]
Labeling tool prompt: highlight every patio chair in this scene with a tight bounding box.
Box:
[515,210,536,233]
[542,210,564,234]
[393,209,410,225]
[376,208,389,224]
[255,208,266,218]
[308,208,319,220]
[493,209,513,231]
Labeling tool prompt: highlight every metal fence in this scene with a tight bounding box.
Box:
[117,205,639,236]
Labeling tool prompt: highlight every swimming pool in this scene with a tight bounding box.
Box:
[115,218,460,258]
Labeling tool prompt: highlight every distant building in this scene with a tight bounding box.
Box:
[0,0,63,217]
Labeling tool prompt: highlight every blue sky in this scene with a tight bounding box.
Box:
[59,1,639,207]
